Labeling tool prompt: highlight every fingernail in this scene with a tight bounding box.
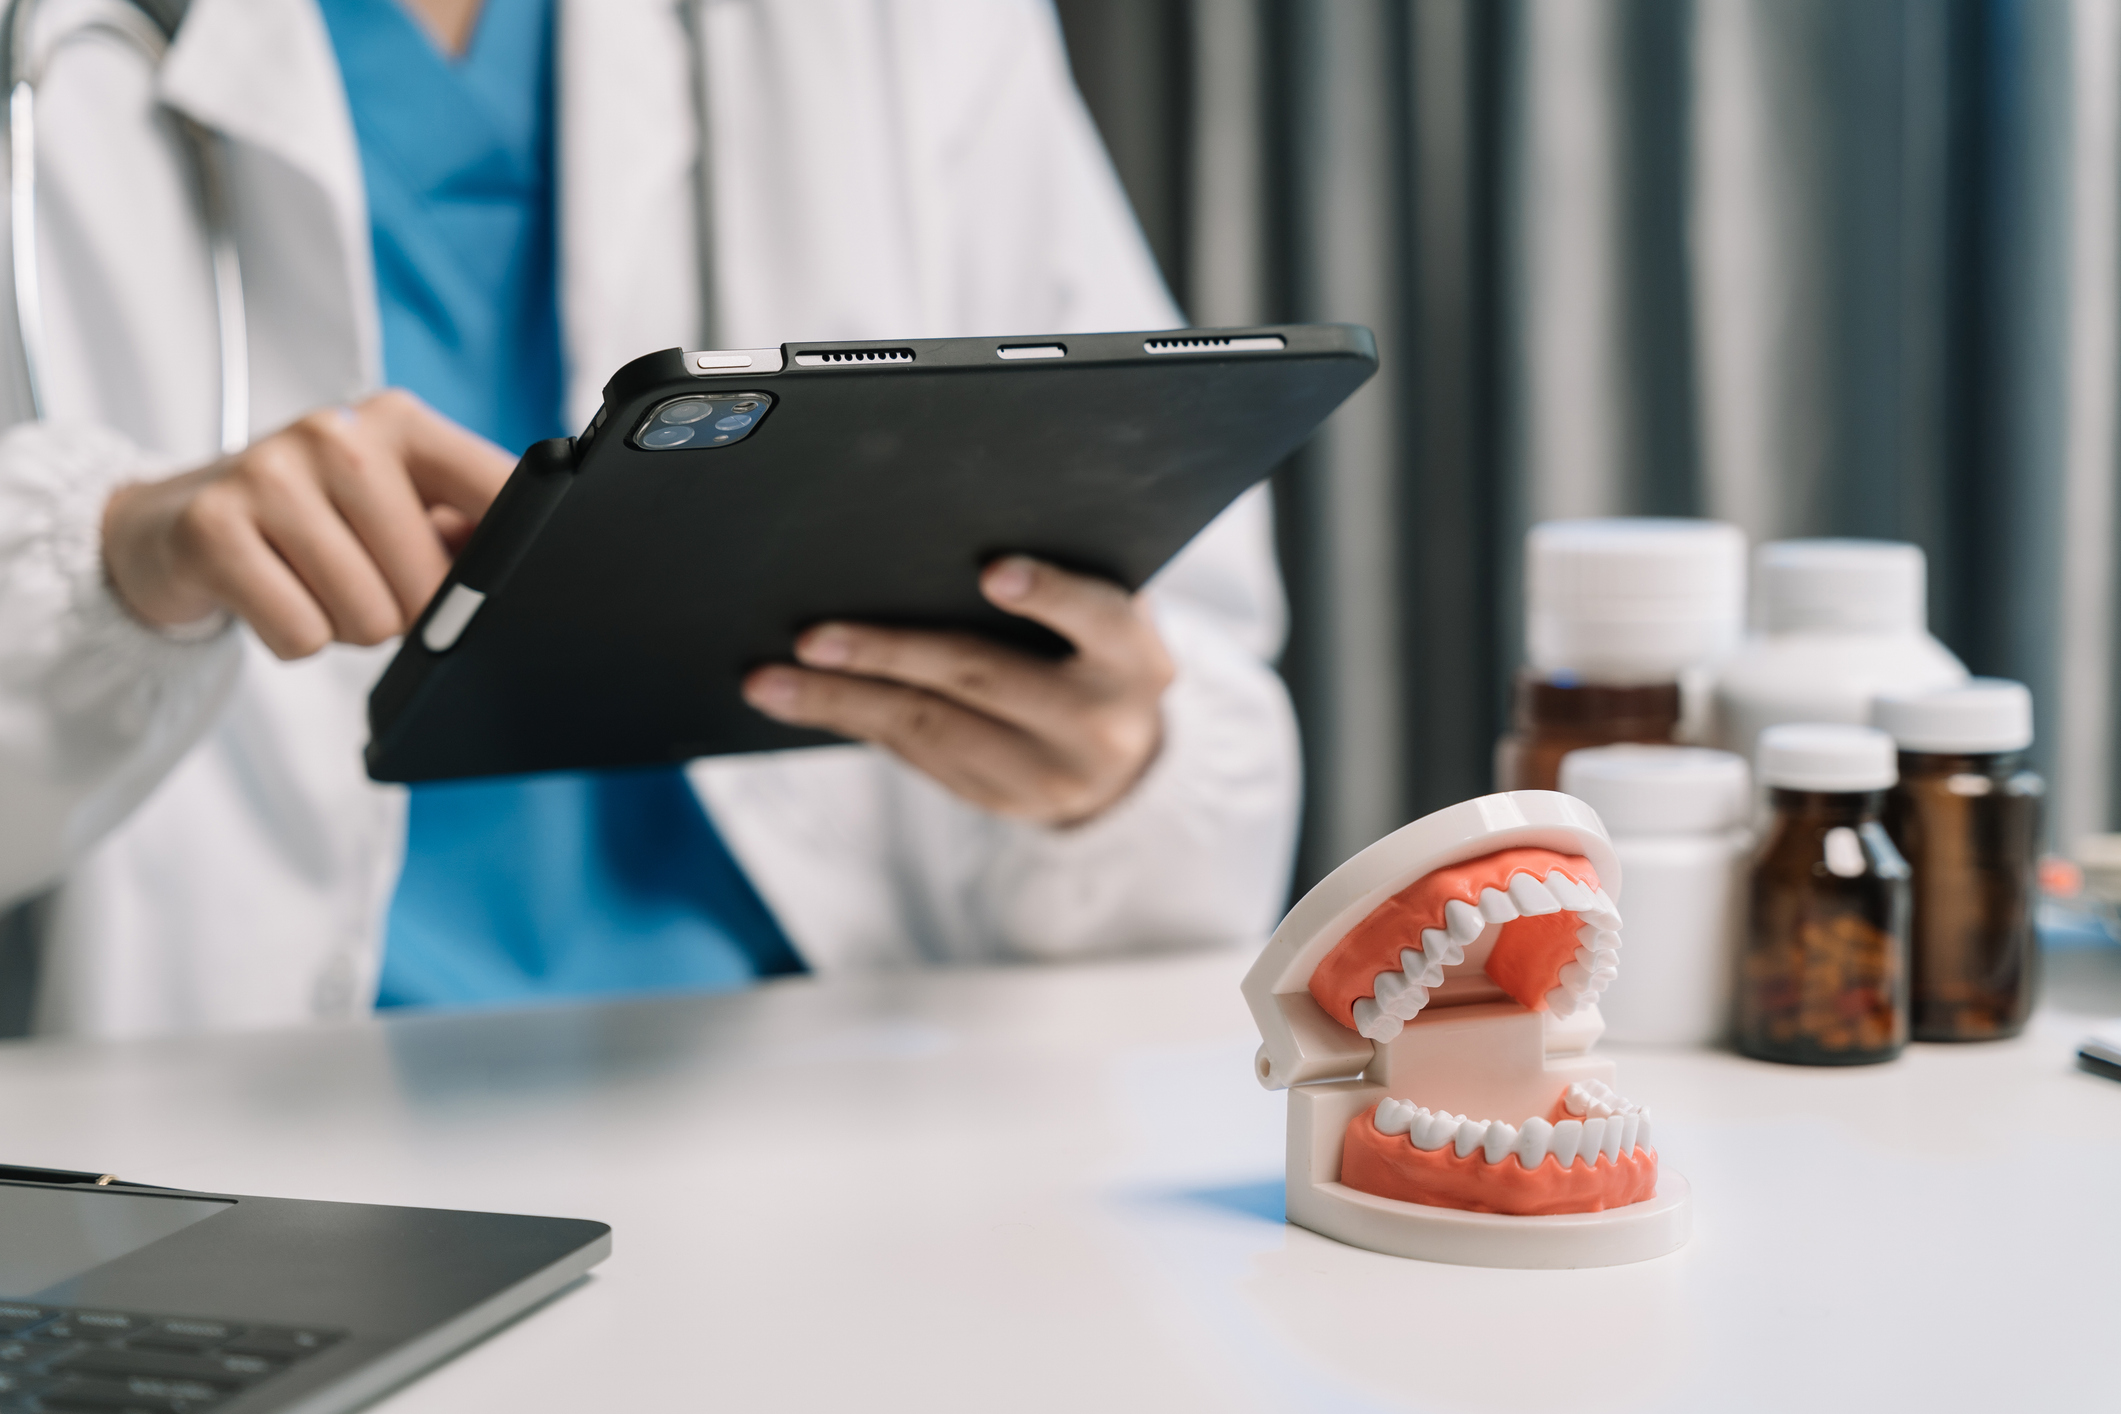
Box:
[744,669,799,715]
[796,626,853,668]
[986,558,1033,602]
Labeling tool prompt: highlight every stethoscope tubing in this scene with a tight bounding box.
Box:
[1,0,247,454]
[1,0,722,459]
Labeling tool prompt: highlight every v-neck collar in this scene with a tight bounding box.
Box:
[319,0,549,199]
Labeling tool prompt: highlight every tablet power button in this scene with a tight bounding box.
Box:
[422,584,487,653]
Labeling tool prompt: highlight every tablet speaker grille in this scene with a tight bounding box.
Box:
[1143,334,1287,354]
[793,348,915,366]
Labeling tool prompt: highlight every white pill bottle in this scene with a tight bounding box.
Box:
[1714,539,1967,764]
[1559,744,1752,1045]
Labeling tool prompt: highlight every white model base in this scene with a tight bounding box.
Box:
[1288,1172,1691,1269]
[1286,1077,1689,1269]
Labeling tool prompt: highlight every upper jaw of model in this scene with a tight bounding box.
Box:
[1242,791,1666,1228]
[1311,847,1624,1042]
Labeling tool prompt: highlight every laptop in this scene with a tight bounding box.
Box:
[0,1166,608,1413]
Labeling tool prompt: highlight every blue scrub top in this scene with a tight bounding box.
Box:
[318,0,802,1007]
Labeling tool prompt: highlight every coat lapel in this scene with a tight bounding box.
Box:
[157,0,379,399]
[555,0,700,428]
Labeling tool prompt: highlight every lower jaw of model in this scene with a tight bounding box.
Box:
[1308,845,1657,1217]
[1342,1080,1656,1216]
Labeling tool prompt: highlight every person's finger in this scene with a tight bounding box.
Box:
[355,389,515,520]
[429,503,477,555]
[791,622,1085,736]
[241,443,408,645]
[175,488,334,659]
[299,410,454,618]
[743,665,1079,819]
[980,556,1156,671]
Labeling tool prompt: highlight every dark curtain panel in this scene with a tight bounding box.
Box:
[1055,0,2121,893]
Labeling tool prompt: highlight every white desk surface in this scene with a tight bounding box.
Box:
[1,946,2117,1414]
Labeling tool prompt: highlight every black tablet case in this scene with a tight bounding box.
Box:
[366,323,1376,782]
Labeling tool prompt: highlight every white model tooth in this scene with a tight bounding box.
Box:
[1373,968,1427,1019]
[1422,928,1464,969]
[1545,987,1577,1017]
[1411,1109,1457,1151]
[1483,1121,1519,1163]
[1374,1098,1416,1135]
[1563,1083,1591,1117]
[1352,997,1402,1041]
[1636,1111,1653,1152]
[1477,887,1518,924]
[1557,961,1592,992]
[1396,948,1428,986]
[1585,890,1623,931]
[1454,1119,1489,1159]
[1600,1114,1626,1163]
[1592,947,1620,971]
[1444,899,1486,943]
[1618,1111,1640,1154]
[1507,875,1561,915]
[1550,1119,1585,1169]
[1595,929,1623,954]
[1514,1117,1554,1168]
[1547,871,1595,911]
[1578,1116,1607,1165]
[1576,922,1603,950]
[1404,945,1446,987]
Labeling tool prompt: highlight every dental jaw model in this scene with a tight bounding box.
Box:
[1244,791,1691,1267]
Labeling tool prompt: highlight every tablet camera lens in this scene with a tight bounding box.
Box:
[714,413,754,431]
[732,400,760,412]
[641,424,695,448]
[659,399,714,424]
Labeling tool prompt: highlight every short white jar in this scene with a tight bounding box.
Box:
[1560,744,1752,1045]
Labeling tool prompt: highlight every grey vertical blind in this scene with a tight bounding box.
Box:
[1055,0,2121,890]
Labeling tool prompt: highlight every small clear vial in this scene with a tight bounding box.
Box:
[1736,724,1911,1065]
[1874,680,2044,1042]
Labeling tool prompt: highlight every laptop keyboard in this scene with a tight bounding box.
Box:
[0,1303,343,1414]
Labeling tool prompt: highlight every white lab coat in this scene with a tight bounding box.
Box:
[0,0,1300,1038]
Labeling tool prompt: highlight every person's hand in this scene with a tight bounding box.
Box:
[742,557,1175,827]
[102,390,513,659]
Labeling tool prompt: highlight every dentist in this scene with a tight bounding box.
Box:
[0,0,1299,1036]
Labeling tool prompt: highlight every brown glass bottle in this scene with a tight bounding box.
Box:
[1885,751,2043,1041]
[1737,788,1912,1065]
[1494,672,1683,792]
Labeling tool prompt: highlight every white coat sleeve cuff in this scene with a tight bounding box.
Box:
[971,597,1301,962]
[0,420,241,902]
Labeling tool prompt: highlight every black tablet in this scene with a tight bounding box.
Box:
[365,323,1377,783]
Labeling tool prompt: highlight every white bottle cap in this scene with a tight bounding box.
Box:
[1757,723,1899,791]
[1872,678,2033,753]
[1756,539,1927,633]
[1525,518,1746,682]
[1559,745,1751,836]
